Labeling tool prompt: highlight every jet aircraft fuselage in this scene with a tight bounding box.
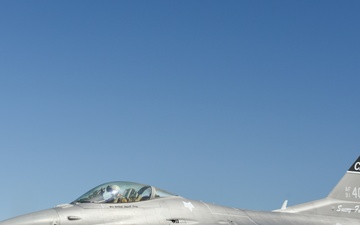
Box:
[2,157,360,225]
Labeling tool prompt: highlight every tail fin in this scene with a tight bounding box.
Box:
[275,156,360,218]
[328,156,360,201]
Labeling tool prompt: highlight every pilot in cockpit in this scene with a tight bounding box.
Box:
[103,185,122,203]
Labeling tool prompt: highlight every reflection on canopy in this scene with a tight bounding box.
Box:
[72,181,176,204]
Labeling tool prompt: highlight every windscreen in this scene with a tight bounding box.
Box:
[72,181,176,204]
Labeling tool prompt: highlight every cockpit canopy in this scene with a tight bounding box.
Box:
[72,181,176,204]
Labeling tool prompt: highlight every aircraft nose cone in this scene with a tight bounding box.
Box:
[0,209,59,225]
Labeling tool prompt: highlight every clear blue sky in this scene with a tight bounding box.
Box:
[0,0,360,221]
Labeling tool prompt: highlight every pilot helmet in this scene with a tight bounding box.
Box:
[106,185,120,195]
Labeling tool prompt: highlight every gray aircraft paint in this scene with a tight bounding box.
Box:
[2,156,360,225]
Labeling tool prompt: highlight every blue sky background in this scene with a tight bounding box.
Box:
[1,0,360,221]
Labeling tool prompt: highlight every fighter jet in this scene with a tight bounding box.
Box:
[2,156,360,225]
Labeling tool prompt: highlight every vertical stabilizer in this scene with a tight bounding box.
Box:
[328,156,360,201]
[276,156,360,218]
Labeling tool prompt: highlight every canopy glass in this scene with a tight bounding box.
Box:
[72,181,176,204]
